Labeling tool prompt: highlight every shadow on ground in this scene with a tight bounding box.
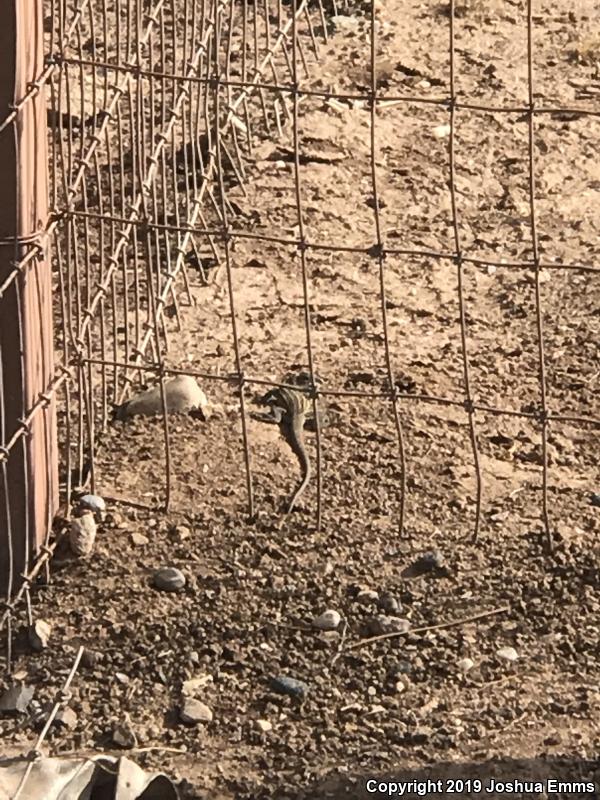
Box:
[283,757,599,800]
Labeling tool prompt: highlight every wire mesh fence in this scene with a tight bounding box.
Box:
[2,0,600,683]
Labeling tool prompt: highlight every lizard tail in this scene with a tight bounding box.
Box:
[286,447,311,514]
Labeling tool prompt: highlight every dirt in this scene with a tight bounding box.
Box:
[2,0,600,797]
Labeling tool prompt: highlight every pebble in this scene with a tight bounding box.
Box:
[356,589,379,605]
[403,549,445,578]
[379,592,401,615]
[28,620,51,652]
[53,707,78,730]
[367,616,411,636]
[497,646,518,662]
[395,680,406,694]
[69,511,97,557]
[112,721,137,748]
[179,698,213,724]
[269,676,308,699]
[0,685,35,714]
[312,609,341,631]
[77,494,106,518]
[255,719,272,733]
[457,657,475,673]
[590,493,600,508]
[153,566,186,592]
[115,375,208,420]
[432,123,452,139]
[130,532,149,547]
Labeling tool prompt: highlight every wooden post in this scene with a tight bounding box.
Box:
[0,0,58,597]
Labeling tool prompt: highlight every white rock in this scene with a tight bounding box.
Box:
[356,589,379,605]
[255,719,272,733]
[432,123,451,139]
[180,699,213,724]
[28,620,51,652]
[116,375,207,420]
[497,646,518,662]
[77,494,106,516]
[457,657,475,673]
[312,609,341,631]
[69,511,96,557]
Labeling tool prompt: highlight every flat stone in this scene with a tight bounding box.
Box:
[78,494,106,516]
[153,567,186,591]
[255,719,272,733]
[131,532,149,547]
[112,721,137,748]
[367,616,411,636]
[179,698,213,724]
[269,676,308,699]
[356,589,379,605]
[115,375,207,420]
[497,646,518,662]
[54,707,78,730]
[312,609,341,631]
[457,657,475,673]
[28,620,51,652]
[0,685,35,714]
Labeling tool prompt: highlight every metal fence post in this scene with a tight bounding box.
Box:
[0,0,58,598]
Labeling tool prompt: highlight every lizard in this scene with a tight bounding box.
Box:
[254,373,327,513]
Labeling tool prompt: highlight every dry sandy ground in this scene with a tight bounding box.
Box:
[2,0,600,797]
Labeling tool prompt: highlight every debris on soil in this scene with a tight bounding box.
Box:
[0,685,35,715]
[27,620,52,652]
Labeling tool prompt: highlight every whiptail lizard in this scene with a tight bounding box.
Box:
[253,373,326,514]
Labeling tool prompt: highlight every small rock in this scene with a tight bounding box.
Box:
[401,550,445,578]
[457,657,475,673]
[112,720,137,748]
[590,493,600,508]
[497,646,518,662]
[174,525,191,541]
[432,123,451,139]
[182,675,212,696]
[28,620,51,652]
[77,494,106,518]
[130,532,149,547]
[394,680,406,694]
[367,616,411,636]
[269,676,308,699]
[379,592,401,614]
[115,375,208,420]
[312,609,341,631]
[69,510,97,557]
[53,707,78,730]
[81,648,103,668]
[0,685,35,714]
[179,698,213,724]
[153,566,186,591]
[356,589,379,605]
[255,719,272,733]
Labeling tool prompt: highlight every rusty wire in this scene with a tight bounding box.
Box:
[1,0,599,677]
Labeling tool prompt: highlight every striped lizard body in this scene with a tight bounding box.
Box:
[261,386,312,513]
